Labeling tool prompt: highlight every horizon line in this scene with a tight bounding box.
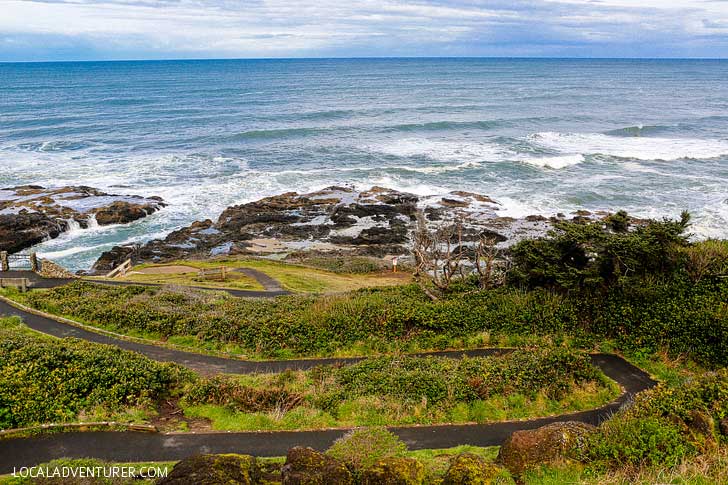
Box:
[2,55,728,65]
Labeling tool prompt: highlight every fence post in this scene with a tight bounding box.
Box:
[0,252,8,272]
[30,253,39,272]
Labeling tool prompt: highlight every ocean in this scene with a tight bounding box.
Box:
[1,58,727,270]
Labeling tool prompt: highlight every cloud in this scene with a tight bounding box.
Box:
[0,0,727,60]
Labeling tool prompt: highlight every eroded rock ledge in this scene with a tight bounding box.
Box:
[93,185,561,271]
[0,185,165,254]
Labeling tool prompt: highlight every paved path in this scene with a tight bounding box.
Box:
[2,270,289,298]
[0,292,657,472]
[233,267,285,292]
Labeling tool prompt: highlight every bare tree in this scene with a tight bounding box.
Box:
[474,235,508,289]
[413,215,508,300]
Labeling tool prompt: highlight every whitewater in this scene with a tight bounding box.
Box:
[1,58,727,270]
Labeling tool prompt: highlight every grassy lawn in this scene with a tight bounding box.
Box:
[121,257,411,293]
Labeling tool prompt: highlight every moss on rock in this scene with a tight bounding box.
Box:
[281,446,353,485]
[361,457,425,485]
[442,453,501,485]
[497,421,595,475]
[158,453,258,485]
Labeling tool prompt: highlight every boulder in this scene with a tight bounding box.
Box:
[442,453,501,485]
[497,421,596,475]
[361,457,425,485]
[158,453,258,485]
[93,201,156,225]
[720,418,728,437]
[0,185,164,254]
[686,410,718,450]
[281,447,353,485]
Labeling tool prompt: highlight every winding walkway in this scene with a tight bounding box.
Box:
[0,287,657,472]
[3,270,290,298]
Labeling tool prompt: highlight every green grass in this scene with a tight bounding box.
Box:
[130,257,410,293]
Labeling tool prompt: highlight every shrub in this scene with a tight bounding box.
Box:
[183,376,303,413]
[508,212,691,291]
[326,349,599,408]
[0,319,192,429]
[584,416,692,469]
[326,427,406,471]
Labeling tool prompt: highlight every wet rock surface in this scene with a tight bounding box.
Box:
[0,185,165,254]
[93,185,555,271]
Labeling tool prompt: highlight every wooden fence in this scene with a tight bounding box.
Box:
[198,266,228,281]
[105,259,132,278]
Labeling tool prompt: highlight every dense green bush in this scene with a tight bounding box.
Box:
[318,349,599,408]
[585,416,692,469]
[508,211,691,291]
[581,369,728,470]
[0,317,191,429]
[22,268,728,366]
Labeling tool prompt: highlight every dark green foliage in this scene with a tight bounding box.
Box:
[314,349,600,410]
[508,212,691,291]
[582,370,728,470]
[585,416,692,469]
[0,318,191,429]
[184,375,303,413]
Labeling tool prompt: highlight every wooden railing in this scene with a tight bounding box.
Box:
[198,266,228,281]
[105,259,132,278]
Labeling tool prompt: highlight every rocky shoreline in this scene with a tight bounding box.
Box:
[91,185,598,272]
[0,185,165,254]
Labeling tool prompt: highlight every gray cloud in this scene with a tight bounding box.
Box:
[0,0,727,60]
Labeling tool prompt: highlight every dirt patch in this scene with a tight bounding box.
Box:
[151,398,212,433]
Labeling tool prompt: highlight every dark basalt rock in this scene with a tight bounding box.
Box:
[0,185,165,254]
[93,185,588,271]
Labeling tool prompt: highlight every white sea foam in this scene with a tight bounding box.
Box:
[528,132,728,161]
[520,154,585,169]
[369,137,506,163]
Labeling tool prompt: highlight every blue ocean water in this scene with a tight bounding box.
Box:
[1,58,728,270]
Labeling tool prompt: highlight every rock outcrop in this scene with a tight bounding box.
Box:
[0,185,165,254]
[497,421,596,475]
[281,446,353,484]
[442,453,502,484]
[361,457,425,485]
[158,453,258,485]
[93,185,554,271]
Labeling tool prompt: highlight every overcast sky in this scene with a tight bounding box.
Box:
[1,0,728,61]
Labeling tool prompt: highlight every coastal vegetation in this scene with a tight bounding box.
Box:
[1,211,727,483]
[180,349,618,431]
[0,317,192,430]
[0,318,615,432]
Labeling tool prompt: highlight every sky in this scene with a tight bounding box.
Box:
[1,0,728,61]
